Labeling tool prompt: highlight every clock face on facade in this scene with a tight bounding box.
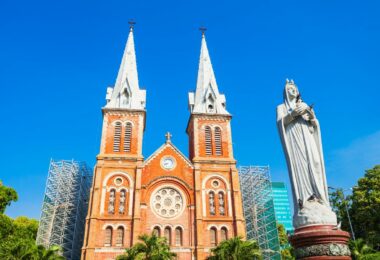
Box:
[161,156,175,170]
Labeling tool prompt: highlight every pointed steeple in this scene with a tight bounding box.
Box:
[188,31,229,115]
[105,25,146,110]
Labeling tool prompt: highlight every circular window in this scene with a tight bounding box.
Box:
[151,187,184,219]
[212,180,220,188]
[114,177,123,186]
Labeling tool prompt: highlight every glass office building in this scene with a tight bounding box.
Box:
[271,182,293,234]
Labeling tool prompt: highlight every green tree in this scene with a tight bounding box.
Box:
[28,244,65,260]
[116,246,143,260]
[117,233,176,260]
[0,241,65,260]
[329,188,351,232]
[277,223,294,259]
[349,238,380,260]
[0,181,18,214]
[207,236,262,260]
[277,223,288,246]
[13,216,39,240]
[0,182,64,260]
[350,165,380,250]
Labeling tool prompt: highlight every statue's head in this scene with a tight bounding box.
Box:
[284,79,299,109]
[285,80,299,99]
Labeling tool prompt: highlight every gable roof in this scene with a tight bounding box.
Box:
[143,141,194,168]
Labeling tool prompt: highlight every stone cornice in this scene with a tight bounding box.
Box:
[186,113,232,133]
[142,175,193,191]
[102,107,145,114]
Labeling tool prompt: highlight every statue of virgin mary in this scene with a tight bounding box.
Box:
[277,80,337,228]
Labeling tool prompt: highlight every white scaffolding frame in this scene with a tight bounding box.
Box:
[239,166,281,260]
[36,159,92,260]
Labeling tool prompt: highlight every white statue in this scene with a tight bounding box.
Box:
[277,80,337,228]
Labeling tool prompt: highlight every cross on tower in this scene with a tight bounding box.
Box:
[199,26,207,36]
[128,19,136,30]
[165,132,172,143]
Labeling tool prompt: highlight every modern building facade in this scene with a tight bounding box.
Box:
[271,182,293,233]
[36,159,92,260]
[81,27,246,260]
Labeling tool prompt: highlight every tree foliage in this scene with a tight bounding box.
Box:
[116,233,176,260]
[349,238,380,260]
[329,188,351,232]
[0,181,64,260]
[0,181,18,214]
[277,223,288,247]
[350,165,380,250]
[206,236,262,260]
[329,165,380,252]
[276,223,294,259]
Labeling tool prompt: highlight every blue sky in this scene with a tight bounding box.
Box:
[1,0,379,219]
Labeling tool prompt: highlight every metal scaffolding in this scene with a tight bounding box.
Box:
[36,159,93,260]
[239,166,281,260]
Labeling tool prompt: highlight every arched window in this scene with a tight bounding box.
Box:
[214,127,222,156]
[119,190,126,214]
[105,227,112,246]
[123,122,132,152]
[121,88,130,107]
[207,94,215,113]
[153,226,160,237]
[218,192,225,216]
[209,192,216,216]
[221,227,228,241]
[108,189,116,214]
[205,126,213,156]
[175,227,183,246]
[113,122,122,152]
[164,227,171,245]
[210,227,217,247]
[116,227,124,246]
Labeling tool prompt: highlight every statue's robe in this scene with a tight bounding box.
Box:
[276,104,329,210]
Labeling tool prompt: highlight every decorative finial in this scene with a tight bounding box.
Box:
[165,132,172,143]
[128,19,136,31]
[199,26,207,36]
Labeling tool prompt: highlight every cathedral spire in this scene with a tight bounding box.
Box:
[105,23,146,110]
[188,30,229,115]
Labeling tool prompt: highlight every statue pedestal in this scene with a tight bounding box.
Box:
[290,225,351,259]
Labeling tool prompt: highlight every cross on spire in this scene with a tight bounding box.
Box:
[199,26,207,36]
[128,19,136,31]
[165,132,172,143]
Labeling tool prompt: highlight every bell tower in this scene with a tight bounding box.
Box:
[187,31,246,259]
[82,24,146,260]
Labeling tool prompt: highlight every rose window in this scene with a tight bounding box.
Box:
[151,187,184,218]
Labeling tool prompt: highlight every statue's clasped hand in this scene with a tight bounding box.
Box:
[291,103,309,117]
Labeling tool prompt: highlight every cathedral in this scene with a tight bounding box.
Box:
[81,27,246,260]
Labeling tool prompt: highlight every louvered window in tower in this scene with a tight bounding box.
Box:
[205,126,213,156]
[214,127,222,156]
[123,122,132,152]
[113,122,122,152]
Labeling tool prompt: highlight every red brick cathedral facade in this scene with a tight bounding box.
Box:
[81,28,246,260]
